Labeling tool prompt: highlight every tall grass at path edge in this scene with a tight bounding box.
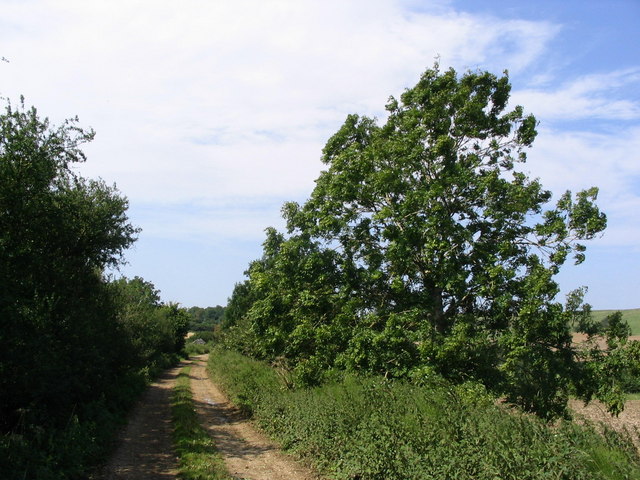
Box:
[207,346,640,480]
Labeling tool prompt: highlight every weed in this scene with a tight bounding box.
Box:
[208,347,640,480]
[171,365,231,480]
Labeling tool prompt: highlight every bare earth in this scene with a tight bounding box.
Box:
[570,398,640,449]
[569,333,640,448]
[189,354,321,480]
[96,363,186,479]
[98,356,320,480]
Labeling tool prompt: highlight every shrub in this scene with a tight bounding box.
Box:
[208,347,640,480]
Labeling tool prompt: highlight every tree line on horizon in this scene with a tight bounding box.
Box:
[187,305,226,331]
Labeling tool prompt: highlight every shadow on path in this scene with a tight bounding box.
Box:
[189,355,321,480]
[97,362,189,480]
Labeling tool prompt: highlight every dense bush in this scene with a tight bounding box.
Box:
[0,100,188,478]
[111,277,190,378]
[190,331,216,342]
[185,331,216,355]
[208,347,640,480]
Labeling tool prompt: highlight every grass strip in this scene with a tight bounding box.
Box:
[171,365,231,480]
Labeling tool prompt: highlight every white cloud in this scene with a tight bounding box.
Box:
[512,69,640,121]
[3,0,637,308]
[0,0,561,244]
[0,0,584,253]
[525,126,640,247]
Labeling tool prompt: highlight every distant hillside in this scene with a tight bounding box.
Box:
[591,308,640,336]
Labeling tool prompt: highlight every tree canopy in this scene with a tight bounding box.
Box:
[187,305,226,331]
[0,99,191,477]
[0,100,137,430]
[223,65,637,419]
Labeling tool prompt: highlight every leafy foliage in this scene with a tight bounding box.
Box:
[187,305,226,331]
[222,65,632,419]
[208,347,640,480]
[185,331,217,355]
[0,99,137,431]
[0,99,187,478]
[111,276,190,375]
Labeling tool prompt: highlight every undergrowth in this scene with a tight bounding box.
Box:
[185,341,214,356]
[208,347,640,480]
[1,369,149,480]
[171,365,230,480]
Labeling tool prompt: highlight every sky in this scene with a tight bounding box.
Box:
[1,0,638,309]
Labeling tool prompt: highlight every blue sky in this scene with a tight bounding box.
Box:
[2,0,638,309]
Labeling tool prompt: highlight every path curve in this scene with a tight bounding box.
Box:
[189,354,322,480]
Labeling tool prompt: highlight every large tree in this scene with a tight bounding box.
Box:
[227,65,634,419]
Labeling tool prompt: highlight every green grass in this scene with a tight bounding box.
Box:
[185,341,213,356]
[592,308,640,335]
[171,365,231,480]
[208,347,640,480]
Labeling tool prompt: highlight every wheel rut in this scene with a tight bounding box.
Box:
[189,354,321,480]
[97,363,185,479]
[98,355,321,480]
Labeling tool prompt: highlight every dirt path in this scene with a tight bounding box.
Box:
[97,363,186,480]
[189,354,321,480]
[97,356,320,480]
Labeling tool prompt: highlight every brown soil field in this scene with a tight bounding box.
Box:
[572,332,640,349]
[570,398,640,449]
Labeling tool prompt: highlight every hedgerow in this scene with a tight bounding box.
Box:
[208,347,640,480]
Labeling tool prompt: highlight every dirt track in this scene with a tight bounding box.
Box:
[190,355,320,480]
[97,356,320,480]
[97,363,185,479]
